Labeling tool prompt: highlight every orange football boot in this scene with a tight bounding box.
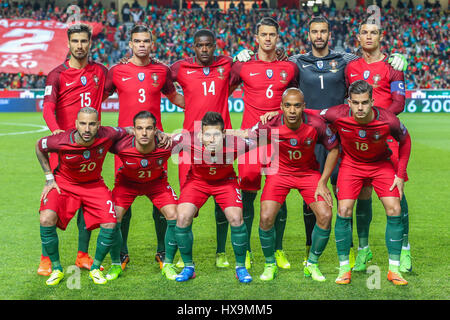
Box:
[75,251,104,271]
[387,270,408,286]
[37,255,52,276]
[335,269,352,285]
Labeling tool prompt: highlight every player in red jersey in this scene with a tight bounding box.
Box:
[345,19,411,273]
[104,111,179,281]
[171,112,253,283]
[247,88,339,282]
[39,23,108,276]
[320,80,411,286]
[229,17,299,269]
[170,29,234,268]
[104,25,185,270]
[36,107,129,286]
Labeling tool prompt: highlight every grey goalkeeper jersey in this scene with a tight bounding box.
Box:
[289,50,357,110]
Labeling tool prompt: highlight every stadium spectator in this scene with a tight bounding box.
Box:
[0,2,447,89]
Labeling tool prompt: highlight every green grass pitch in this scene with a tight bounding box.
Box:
[0,112,449,300]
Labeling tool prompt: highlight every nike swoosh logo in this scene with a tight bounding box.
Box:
[100,242,112,247]
[122,77,132,81]
[389,238,403,242]
[66,155,77,159]
[302,64,312,68]
[187,70,197,74]
[125,161,136,165]
[168,242,177,246]
[42,240,54,245]
[335,239,345,242]
[66,81,76,86]
[249,73,259,76]
[350,74,358,77]
[341,128,352,132]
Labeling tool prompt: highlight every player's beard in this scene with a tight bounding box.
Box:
[311,37,329,51]
[71,49,89,61]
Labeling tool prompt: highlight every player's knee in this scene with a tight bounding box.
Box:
[316,208,332,229]
[259,210,275,230]
[385,204,401,217]
[100,222,116,229]
[39,210,57,226]
[337,204,352,218]
[176,211,194,228]
[161,205,177,221]
[227,214,243,227]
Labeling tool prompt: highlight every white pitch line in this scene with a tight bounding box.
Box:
[0,122,49,136]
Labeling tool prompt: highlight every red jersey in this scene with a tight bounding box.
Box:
[229,55,299,129]
[171,55,232,131]
[104,61,176,129]
[109,135,173,183]
[172,133,255,182]
[250,112,338,176]
[345,56,405,115]
[43,60,108,131]
[38,126,128,183]
[320,104,411,179]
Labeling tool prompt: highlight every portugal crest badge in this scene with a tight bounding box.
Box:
[359,130,367,138]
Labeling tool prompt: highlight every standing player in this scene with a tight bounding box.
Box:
[248,88,339,282]
[345,19,411,273]
[106,111,179,281]
[229,17,299,270]
[171,112,253,283]
[238,15,407,266]
[36,107,129,286]
[39,23,108,276]
[170,29,234,268]
[104,25,184,270]
[320,80,411,286]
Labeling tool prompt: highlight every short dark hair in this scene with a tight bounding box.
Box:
[130,24,152,40]
[133,111,157,127]
[67,23,92,40]
[194,29,216,42]
[348,80,373,100]
[256,17,279,34]
[308,15,330,31]
[358,17,382,34]
[201,111,224,131]
[78,106,98,117]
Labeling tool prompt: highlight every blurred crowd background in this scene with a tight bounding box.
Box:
[0,0,448,89]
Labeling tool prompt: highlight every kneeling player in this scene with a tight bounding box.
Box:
[36,107,128,286]
[249,88,339,281]
[321,80,411,285]
[172,112,253,283]
[107,111,179,280]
